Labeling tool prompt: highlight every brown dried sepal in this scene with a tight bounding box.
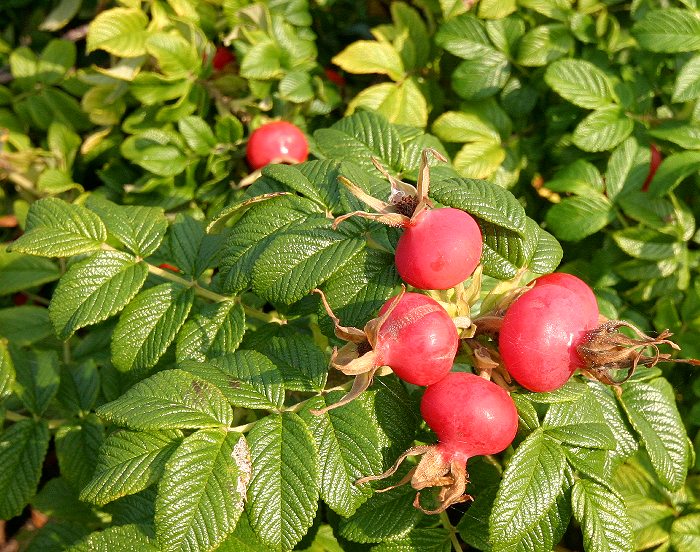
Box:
[355,445,472,514]
[333,148,447,230]
[576,320,700,385]
[310,287,406,415]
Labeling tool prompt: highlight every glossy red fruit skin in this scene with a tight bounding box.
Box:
[421,372,518,460]
[245,121,309,170]
[376,292,458,386]
[499,285,599,393]
[395,208,482,290]
[212,46,235,70]
[533,273,598,325]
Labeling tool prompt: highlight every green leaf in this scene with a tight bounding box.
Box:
[180,350,285,410]
[178,116,217,156]
[618,378,690,490]
[453,140,506,179]
[338,484,423,543]
[587,382,638,462]
[373,528,452,552]
[166,215,223,279]
[0,250,59,296]
[0,340,14,399]
[572,106,634,152]
[572,479,634,552]
[12,348,60,416]
[217,513,269,551]
[176,300,245,363]
[545,59,616,109]
[545,195,614,241]
[452,52,510,100]
[37,39,76,84]
[247,413,319,551]
[9,198,107,257]
[299,393,383,517]
[32,477,102,524]
[480,220,537,279]
[86,8,149,57]
[529,227,563,275]
[490,430,570,551]
[435,13,493,59]
[252,219,365,305]
[80,429,182,505]
[432,110,501,143]
[25,520,91,552]
[37,169,83,195]
[0,419,50,519]
[96,369,234,429]
[217,196,318,294]
[121,130,189,177]
[519,0,572,20]
[55,416,105,491]
[332,41,405,81]
[239,42,284,80]
[633,9,700,53]
[319,247,398,330]
[314,111,404,172]
[112,283,195,372]
[67,524,159,552]
[612,228,680,261]
[648,123,700,151]
[242,325,328,392]
[605,138,649,200]
[646,151,700,197]
[671,514,700,552]
[543,388,616,449]
[145,33,198,78]
[673,54,700,102]
[350,78,428,128]
[49,251,148,340]
[86,196,168,257]
[130,72,191,105]
[545,160,604,195]
[0,306,55,346]
[516,24,573,67]
[39,0,82,31]
[156,429,248,552]
[428,173,527,234]
[278,70,314,103]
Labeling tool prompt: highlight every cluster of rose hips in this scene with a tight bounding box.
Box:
[307,149,687,514]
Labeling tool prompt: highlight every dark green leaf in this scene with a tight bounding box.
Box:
[247,412,320,551]
[0,419,50,519]
[12,348,60,416]
[176,300,245,363]
[0,250,60,295]
[67,524,159,552]
[80,429,182,505]
[155,429,247,552]
[55,415,105,490]
[112,283,195,372]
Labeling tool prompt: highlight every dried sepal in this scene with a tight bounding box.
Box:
[355,444,472,514]
[577,320,683,384]
[310,287,406,415]
[333,148,447,229]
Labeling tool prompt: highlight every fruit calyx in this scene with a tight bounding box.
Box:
[356,444,471,515]
[576,320,697,384]
[310,287,407,415]
[332,148,446,229]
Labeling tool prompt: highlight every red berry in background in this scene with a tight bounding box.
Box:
[641,143,662,192]
[212,46,235,70]
[245,121,309,170]
[324,67,346,87]
[394,207,483,290]
[421,372,518,460]
[532,272,599,325]
[376,292,459,386]
[499,284,599,392]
